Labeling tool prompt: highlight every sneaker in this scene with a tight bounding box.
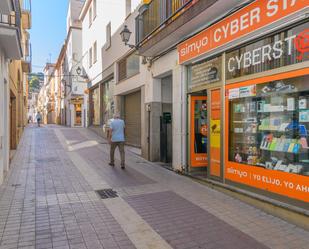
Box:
[121,165,125,169]
[109,163,115,167]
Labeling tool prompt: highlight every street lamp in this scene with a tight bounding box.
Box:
[76,66,82,76]
[120,25,135,49]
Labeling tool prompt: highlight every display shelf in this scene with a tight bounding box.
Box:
[229,80,309,177]
[260,148,308,154]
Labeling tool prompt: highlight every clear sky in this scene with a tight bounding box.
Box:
[30,0,68,73]
[30,0,141,73]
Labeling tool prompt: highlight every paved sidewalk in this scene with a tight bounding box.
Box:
[0,125,308,249]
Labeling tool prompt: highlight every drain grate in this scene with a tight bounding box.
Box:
[11,184,21,187]
[95,189,118,199]
[35,157,60,163]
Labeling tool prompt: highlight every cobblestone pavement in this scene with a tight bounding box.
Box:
[0,125,308,249]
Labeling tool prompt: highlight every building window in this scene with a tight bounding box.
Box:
[93,41,97,64]
[105,22,111,50]
[93,0,97,19]
[89,6,92,27]
[89,47,93,68]
[118,53,140,81]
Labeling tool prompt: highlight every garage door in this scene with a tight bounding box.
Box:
[124,91,141,147]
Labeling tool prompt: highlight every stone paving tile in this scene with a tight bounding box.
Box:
[0,126,308,249]
[59,128,156,189]
[125,191,269,249]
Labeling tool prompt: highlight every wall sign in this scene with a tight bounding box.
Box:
[226,22,309,79]
[188,56,221,89]
[178,0,308,64]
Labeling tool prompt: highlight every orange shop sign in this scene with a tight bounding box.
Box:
[178,0,308,64]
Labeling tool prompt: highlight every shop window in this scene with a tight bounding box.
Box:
[228,75,309,177]
[91,87,100,125]
[102,79,115,125]
[226,22,309,80]
[118,53,140,82]
[188,56,222,91]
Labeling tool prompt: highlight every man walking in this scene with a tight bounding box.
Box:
[108,113,125,169]
[36,112,42,127]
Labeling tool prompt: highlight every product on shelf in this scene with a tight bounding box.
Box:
[229,77,309,176]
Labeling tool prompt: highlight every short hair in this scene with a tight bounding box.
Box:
[113,113,120,119]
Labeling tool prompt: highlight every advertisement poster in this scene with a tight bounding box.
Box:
[210,89,221,177]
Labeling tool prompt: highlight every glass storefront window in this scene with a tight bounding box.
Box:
[92,87,100,125]
[188,56,222,91]
[228,75,309,176]
[226,22,309,80]
[102,79,115,125]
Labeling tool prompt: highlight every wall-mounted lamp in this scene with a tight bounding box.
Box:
[120,25,135,49]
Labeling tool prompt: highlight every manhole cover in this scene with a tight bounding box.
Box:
[95,189,118,199]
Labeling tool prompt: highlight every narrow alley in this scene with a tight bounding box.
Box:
[0,126,308,249]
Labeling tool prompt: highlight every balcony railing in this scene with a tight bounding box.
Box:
[136,0,194,45]
[22,0,31,12]
[0,14,17,26]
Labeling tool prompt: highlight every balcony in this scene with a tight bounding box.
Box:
[136,0,248,57]
[0,11,22,59]
[21,0,31,29]
[22,40,32,72]
[0,0,14,15]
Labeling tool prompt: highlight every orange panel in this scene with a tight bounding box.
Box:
[224,68,309,203]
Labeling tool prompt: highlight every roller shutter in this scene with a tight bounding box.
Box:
[124,91,141,147]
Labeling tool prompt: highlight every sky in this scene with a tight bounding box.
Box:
[30,0,141,73]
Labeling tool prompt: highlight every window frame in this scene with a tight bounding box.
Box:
[93,41,97,64]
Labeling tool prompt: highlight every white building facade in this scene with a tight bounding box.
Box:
[64,0,87,127]
[80,0,137,132]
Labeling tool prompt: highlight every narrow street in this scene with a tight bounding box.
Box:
[0,126,307,249]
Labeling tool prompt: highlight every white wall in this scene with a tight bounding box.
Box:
[81,0,127,87]
[68,28,87,96]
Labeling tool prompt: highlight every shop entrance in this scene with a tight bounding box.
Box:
[190,95,208,172]
[74,104,82,126]
[189,88,222,179]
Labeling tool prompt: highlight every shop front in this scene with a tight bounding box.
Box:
[225,22,309,206]
[70,98,83,127]
[178,0,309,207]
[88,78,115,136]
[187,56,223,180]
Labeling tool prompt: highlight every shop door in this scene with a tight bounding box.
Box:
[190,96,208,167]
[160,112,172,163]
[74,104,82,126]
[209,88,222,178]
[124,91,141,147]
